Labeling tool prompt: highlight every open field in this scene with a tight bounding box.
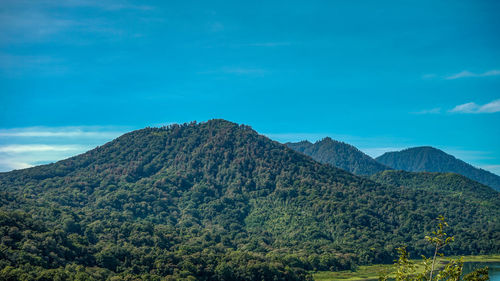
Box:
[313,255,500,281]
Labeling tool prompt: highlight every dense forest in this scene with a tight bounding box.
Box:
[376,146,500,191]
[0,120,499,280]
[370,170,497,200]
[286,138,389,175]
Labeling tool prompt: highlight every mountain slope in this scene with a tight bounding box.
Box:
[286,137,390,175]
[1,120,498,280]
[370,170,496,200]
[376,146,500,191]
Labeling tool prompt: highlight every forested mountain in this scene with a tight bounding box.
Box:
[0,120,499,280]
[286,138,389,175]
[376,146,500,191]
[370,170,496,200]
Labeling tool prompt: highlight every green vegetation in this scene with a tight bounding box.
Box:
[313,263,395,281]
[376,146,500,191]
[379,216,490,281]
[287,138,390,175]
[313,255,500,281]
[370,170,498,202]
[0,120,498,280]
[314,216,499,281]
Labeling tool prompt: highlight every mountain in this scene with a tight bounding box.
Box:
[286,137,390,175]
[376,146,500,191]
[370,170,496,200]
[1,120,498,280]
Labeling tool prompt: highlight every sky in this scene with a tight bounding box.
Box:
[0,0,499,175]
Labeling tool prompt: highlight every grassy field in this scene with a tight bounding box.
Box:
[312,255,500,281]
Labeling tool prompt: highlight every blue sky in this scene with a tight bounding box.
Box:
[0,0,499,174]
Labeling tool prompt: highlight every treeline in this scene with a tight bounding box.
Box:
[0,120,498,280]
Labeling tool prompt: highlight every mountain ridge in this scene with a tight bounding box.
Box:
[376,146,500,191]
[286,137,390,175]
[0,119,498,280]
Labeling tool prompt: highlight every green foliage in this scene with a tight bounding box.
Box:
[463,266,489,281]
[0,120,498,280]
[392,247,416,281]
[370,170,497,201]
[376,146,500,191]
[287,137,389,175]
[379,216,490,281]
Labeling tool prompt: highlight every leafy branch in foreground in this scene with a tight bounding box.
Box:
[379,216,489,281]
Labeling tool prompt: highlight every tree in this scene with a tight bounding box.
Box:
[379,216,489,281]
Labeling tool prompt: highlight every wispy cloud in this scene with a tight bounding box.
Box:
[0,126,127,172]
[2,0,154,11]
[445,70,500,80]
[0,159,32,171]
[450,99,500,114]
[0,144,92,172]
[0,144,85,153]
[0,126,125,138]
[0,0,154,45]
[59,0,154,11]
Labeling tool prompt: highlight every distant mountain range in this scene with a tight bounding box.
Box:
[286,138,389,175]
[376,146,500,191]
[0,120,498,280]
[286,139,500,192]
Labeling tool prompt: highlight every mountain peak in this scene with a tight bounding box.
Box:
[319,136,334,143]
[287,137,390,175]
[1,120,498,279]
[402,146,446,153]
[376,146,500,191]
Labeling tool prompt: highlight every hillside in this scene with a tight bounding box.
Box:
[376,146,500,191]
[286,138,389,175]
[1,120,499,280]
[370,170,497,200]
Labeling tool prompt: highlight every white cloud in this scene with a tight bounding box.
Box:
[0,144,84,153]
[0,145,91,172]
[0,126,125,138]
[2,0,153,11]
[478,99,500,113]
[0,0,154,45]
[445,70,500,80]
[450,99,500,114]
[0,159,32,171]
[0,126,128,172]
[450,102,478,113]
